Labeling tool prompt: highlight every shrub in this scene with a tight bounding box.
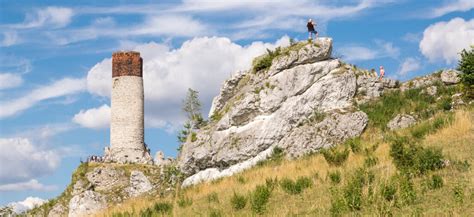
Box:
[390,137,444,175]
[279,176,312,195]
[452,160,470,172]
[322,148,350,166]
[427,174,443,190]
[437,97,452,111]
[230,192,247,210]
[252,48,281,73]
[207,192,219,203]
[250,184,272,214]
[328,171,342,184]
[453,184,464,203]
[190,132,197,142]
[177,196,193,207]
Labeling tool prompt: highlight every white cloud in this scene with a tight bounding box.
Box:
[86,36,290,129]
[1,31,19,46]
[73,104,111,129]
[0,73,23,90]
[134,15,209,37]
[428,0,474,18]
[12,7,74,29]
[0,179,57,192]
[398,57,421,76]
[0,138,60,185]
[402,32,421,43]
[419,17,474,64]
[7,197,46,214]
[339,40,399,61]
[0,77,85,119]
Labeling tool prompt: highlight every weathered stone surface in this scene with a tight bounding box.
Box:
[47,203,67,217]
[209,71,248,118]
[178,39,374,182]
[441,69,461,85]
[424,86,437,96]
[400,74,440,91]
[154,151,172,167]
[279,111,368,158]
[68,191,106,217]
[268,37,333,75]
[112,51,142,77]
[387,114,416,130]
[86,166,128,191]
[126,171,153,197]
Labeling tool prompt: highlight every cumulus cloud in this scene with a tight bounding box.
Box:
[0,179,57,192]
[427,0,474,18]
[398,57,421,76]
[86,36,290,129]
[0,77,85,119]
[73,104,111,129]
[0,73,23,90]
[339,40,400,61]
[0,138,60,185]
[420,17,474,64]
[6,197,46,214]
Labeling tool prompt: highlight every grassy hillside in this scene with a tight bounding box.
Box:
[98,87,473,216]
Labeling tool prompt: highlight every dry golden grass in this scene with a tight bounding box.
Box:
[98,109,473,217]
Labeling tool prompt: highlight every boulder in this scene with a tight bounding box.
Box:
[126,171,153,197]
[47,203,67,217]
[387,114,416,130]
[68,191,106,217]
[441,69,461,85]
[424,86,437,96]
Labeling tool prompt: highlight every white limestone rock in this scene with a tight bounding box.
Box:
[387,114,417,130]
[126,171,153,197]
[68,191,106,217]
[47,203,67,217]
[441,69,461,85]
[209,71,248,118]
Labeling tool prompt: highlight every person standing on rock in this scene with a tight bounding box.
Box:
[307,19,318,40]
[379,66,385,80]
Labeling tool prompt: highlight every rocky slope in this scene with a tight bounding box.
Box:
[178,38,401,186]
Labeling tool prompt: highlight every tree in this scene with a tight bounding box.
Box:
[177,88,204,146]
[182,88,204,129]
[458,45,474,98]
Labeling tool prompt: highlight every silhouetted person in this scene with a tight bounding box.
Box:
[307,19,318,40]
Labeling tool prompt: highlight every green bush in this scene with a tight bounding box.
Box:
[252,48,281,73]
[322,148,350,166]
[279,176,312,195]
[453,184,464,203]
[328,171,342,184]
[257,147,285,166]
[427,174,444,190]
[230,192,247,210]
[390,137,444,175]
[398,175,417,205]
[250,184,272,214]
[437,97,452,111]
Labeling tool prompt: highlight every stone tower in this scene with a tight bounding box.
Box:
[104,51,153,164]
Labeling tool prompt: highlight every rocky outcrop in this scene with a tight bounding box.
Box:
[47,203,67,217]
[126,171,153,197]
[68,191,106,217]
[178,38,373,184]
[86,166,128,191]
[387,114,417,130]
[440,69,461,85]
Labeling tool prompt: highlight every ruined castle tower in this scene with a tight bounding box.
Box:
[104,51,153,164]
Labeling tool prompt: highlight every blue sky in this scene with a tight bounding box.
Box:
[0,0,473,207]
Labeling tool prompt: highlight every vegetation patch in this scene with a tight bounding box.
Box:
[279,176,312,195]
[250,184,272,214]
[321,147,350,166]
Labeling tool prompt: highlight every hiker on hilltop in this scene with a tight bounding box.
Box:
[379,66,385,80]
[307,19,318,40]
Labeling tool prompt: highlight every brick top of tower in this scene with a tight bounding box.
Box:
[112,51,143,77]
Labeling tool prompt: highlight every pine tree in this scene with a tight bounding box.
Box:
[177,88,204,146]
